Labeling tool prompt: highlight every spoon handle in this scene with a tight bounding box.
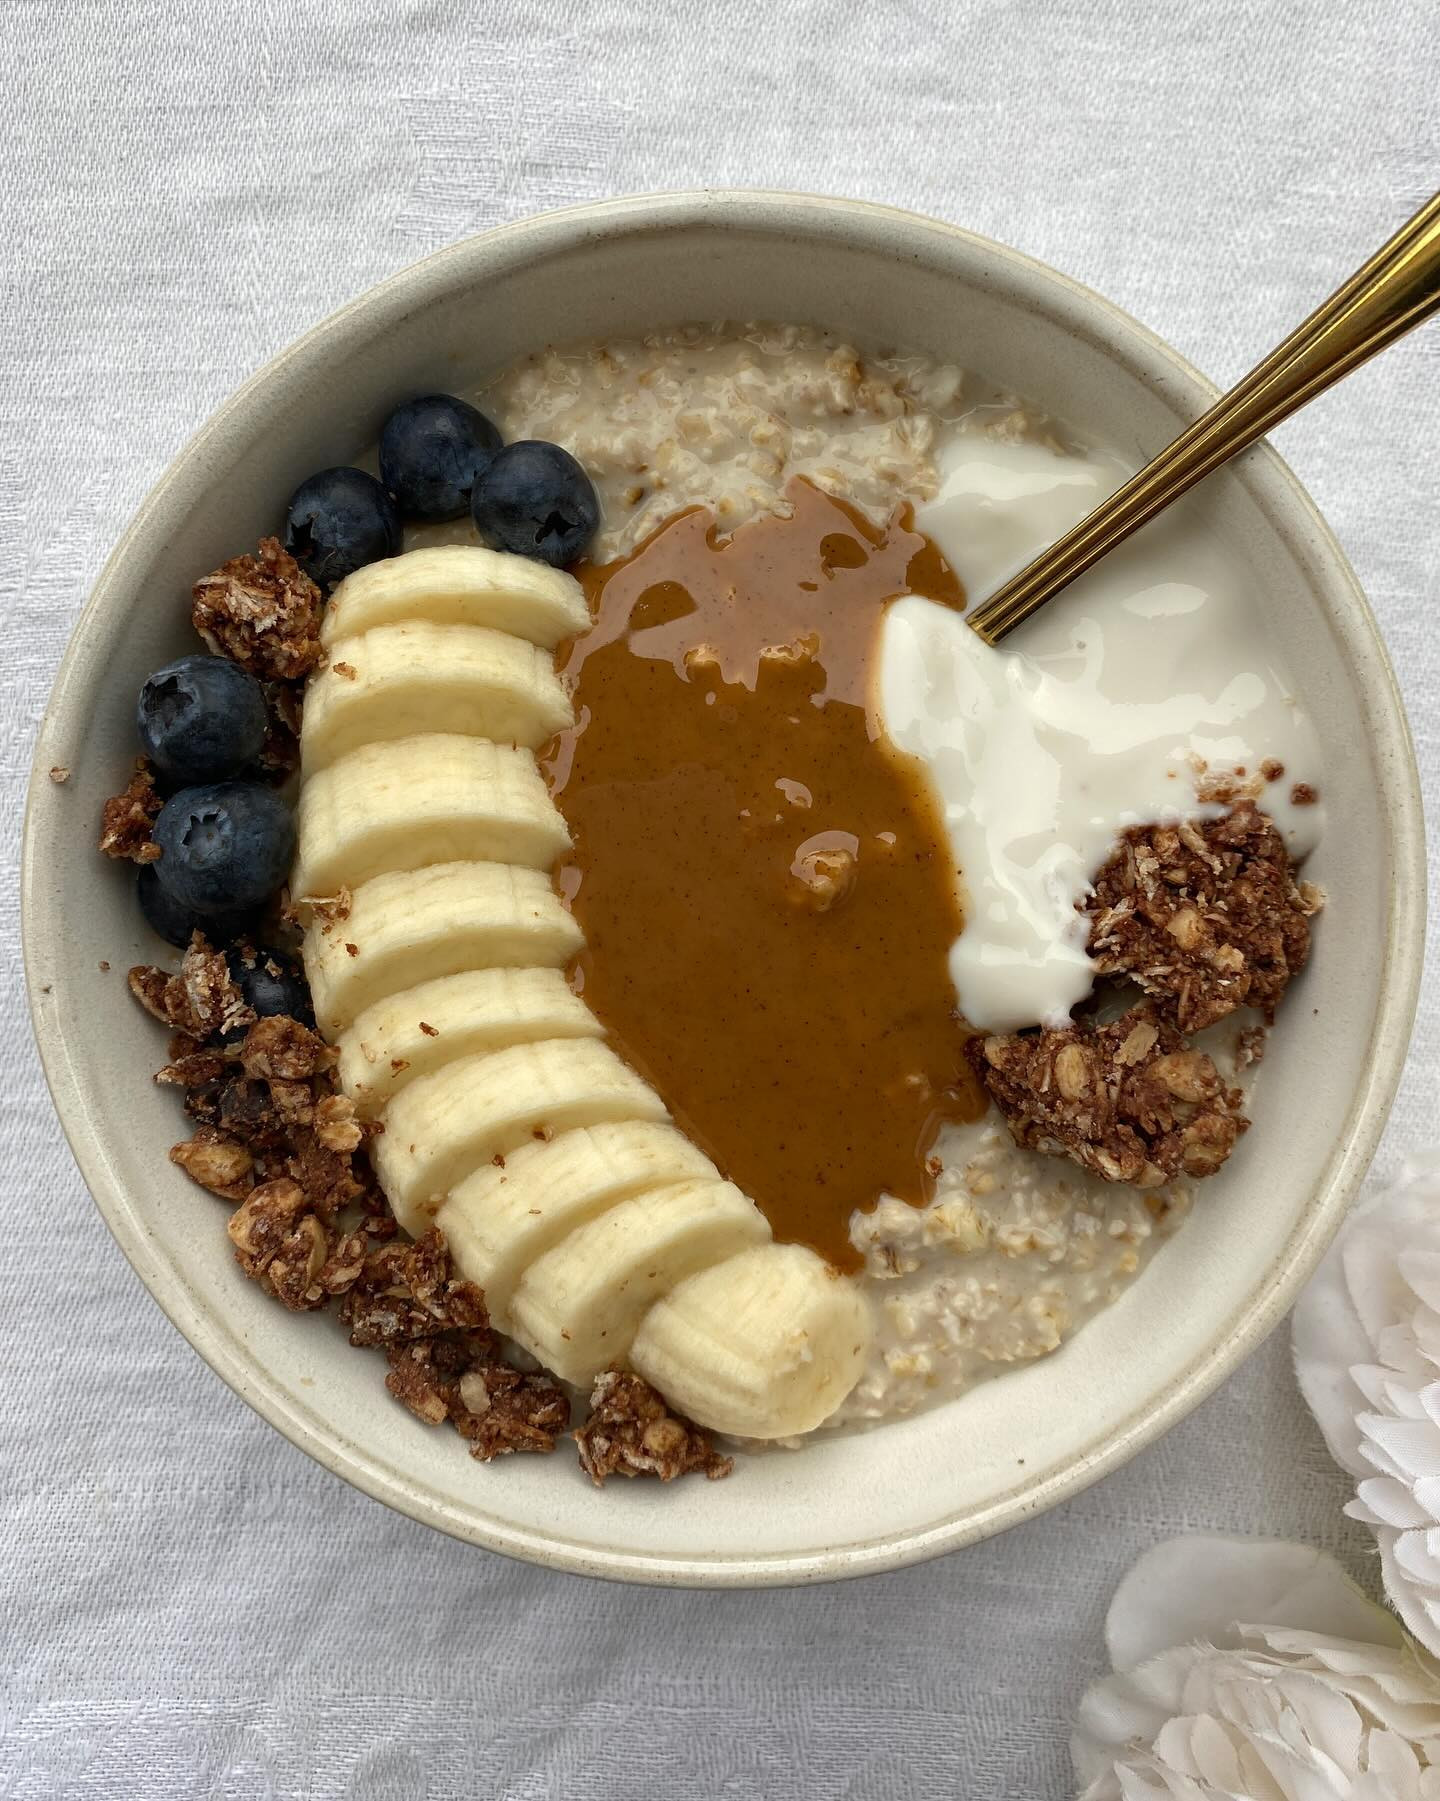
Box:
[966,190,1440,646]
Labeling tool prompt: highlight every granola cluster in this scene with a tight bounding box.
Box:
[333,1231,570,1461]
[98,759,164,863]
[226,1177,371,1309]
[131,931,256,1041]
[190,537,324,684]
[386,1333,572,1462]
[188,535,321,782]
[126,936,729,1481]
[574,1369,734,1486]
[133,934,377,1306]
[968,1005,1247,1187]
[1083,803,1320,1033]
[971,801,1319,1187]
[341,1228,488,1346]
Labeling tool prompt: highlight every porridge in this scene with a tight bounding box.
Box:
[839,1118,1191,1424]
[96,320,1324,1480]
[481,324,965,558]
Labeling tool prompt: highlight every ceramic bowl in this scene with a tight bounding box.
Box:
[22,191,1424,1586]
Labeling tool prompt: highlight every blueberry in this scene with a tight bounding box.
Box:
[136,654,268,784]
[225,945,312,1031]
[137,864,256,949]
[283,467,402,589]
[470,440,599,568]
[380,394,502,522]
[152,782,296,914]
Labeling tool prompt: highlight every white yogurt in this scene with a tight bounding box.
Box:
[878,432,1325,1033]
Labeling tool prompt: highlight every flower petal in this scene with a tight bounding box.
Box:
[1390,1527,1440,1587]
[1357,1477,1439,1530]
[1358,1417,1440,1483]
[1105,1538,1398,1672]
[1295,1158,1440,1494]
[1399,1251,1440,1317]
[1295,1260,1376,1475]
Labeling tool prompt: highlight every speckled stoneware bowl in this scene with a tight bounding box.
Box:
[23,191,1424,1586]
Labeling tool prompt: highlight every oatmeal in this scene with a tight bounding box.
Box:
[840,1119,1190,1423]
[480,324,966,559]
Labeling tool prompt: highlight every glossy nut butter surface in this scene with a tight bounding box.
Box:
[542,479,984,1269]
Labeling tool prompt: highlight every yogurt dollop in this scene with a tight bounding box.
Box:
[878,431,1325,1033]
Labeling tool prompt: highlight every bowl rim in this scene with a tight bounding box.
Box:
[22,187,1426,1587]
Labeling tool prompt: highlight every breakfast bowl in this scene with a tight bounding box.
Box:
[22,190,1423,1586]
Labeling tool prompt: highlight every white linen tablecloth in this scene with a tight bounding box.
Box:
[3,2,1437,1794]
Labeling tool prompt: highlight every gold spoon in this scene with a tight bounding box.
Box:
[966,190,1440,645]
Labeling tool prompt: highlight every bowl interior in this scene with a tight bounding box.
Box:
[23,194,1421,1584]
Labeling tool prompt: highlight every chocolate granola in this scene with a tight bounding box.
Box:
[237,1015,334,1082]
[1083,803,1319,1033]
[452,1359,572,1461]
[968,1005,1248,1186]
[132,945,374,1296]
[191,537,324,684]
[385,1337,571,1460]
[130,933,256,1041]
[133,962,569,1451]
[168,1124,254,1201]
[339,1228,489,1347]
[227,1177,330,1308]
[574,1369,733,1485]
[98,759,163,864]
[384,1334,493,1426]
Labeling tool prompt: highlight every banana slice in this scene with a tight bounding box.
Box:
[372,1038,667,1235]
[437,1121,719,1326]
[629,1244,873,1439]
[508,1180,771,1386]
[303,861,581,1035]
[293,734,569,896]
[302,622,572,776]
[321,546,589,649]
[336,967,602,1115]
[294,541,869,1441]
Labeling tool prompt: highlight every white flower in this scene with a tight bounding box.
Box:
[1294,1153,1440,1658]
[1072,1535,1440,1799]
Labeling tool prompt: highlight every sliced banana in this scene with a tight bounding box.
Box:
[321,545,590,649]
[302,622,572,776]
[508,1179,771,1386]
[372,1037,668,1235]
[293,733,569,896]
[293,544,875,1440]
[629,1244,873,1440]
[336,967,602,1116]
[437,1121,720,1326]
[303,861,581,1036]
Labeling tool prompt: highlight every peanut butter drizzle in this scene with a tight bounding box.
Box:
[541,479,985,1271]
